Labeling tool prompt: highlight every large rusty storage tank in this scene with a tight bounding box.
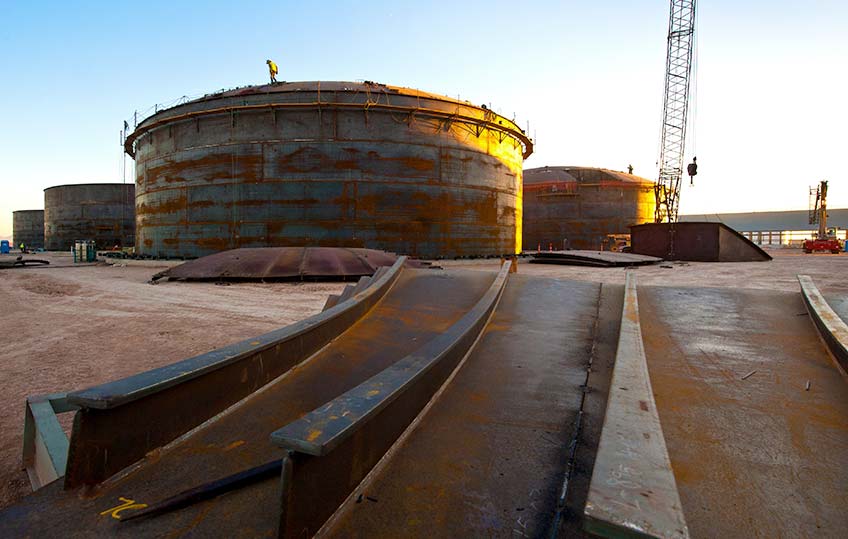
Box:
[12,210,45,249]
[44,184,135,251]
[522,166,656,251]
[125,81,532,258]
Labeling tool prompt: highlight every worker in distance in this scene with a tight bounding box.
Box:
[266,59,279,84]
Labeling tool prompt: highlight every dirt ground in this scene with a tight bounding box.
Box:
[0,248,845,511]
[0,253,344,509]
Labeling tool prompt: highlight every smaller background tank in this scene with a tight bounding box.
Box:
[522,166,656,251]
[12,210,45,249]
[44,184,135,251]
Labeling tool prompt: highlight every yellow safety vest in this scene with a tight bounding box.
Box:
[269,61,278,75]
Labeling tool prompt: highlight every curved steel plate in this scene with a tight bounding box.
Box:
[153,247,413,281]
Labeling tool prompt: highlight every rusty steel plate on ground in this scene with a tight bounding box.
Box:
[530,250,662,267]
[151,247,417,282]
[638,285,848,537]
[0,268,497,537]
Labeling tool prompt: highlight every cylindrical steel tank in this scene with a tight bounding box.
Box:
[125,81,532,258]
[44,184,135,251]
[12,210,45,249]
[522,166,656,251]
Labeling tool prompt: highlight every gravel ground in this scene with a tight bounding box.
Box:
[0,253,344,509]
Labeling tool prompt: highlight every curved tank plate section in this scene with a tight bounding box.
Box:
[522,166,656,251]
[127,81,531,259]
[12,210,45,249]
[155,247,410,281]
[44,184,135,251]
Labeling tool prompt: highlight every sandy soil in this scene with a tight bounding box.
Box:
[0,253,344,509]
[441,248,848,293]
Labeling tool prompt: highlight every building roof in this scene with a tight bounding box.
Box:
[681,209,848,231]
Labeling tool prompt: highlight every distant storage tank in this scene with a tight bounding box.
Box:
[44,184,135,251]
[522,166,656,251]
[124,81,532,259]
[12,210,45,249]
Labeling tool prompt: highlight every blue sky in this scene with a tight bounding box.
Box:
[1,0,846,239]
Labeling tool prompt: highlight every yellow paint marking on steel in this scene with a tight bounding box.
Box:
[224,440,246,451]
[307,430,322,442]
[99,497,148,519]
[366,389,380,398]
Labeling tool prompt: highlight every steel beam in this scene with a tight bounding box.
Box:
[271,261,511,538]
[22,393,78,489]
[798,274,848,376]
[584,273,689,539]
[62,256,405,489]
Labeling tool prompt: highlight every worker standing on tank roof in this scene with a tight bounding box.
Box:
[266,59,278,84]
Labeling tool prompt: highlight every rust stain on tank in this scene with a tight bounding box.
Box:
[137,194,187,215]
[196,237,232,250]
[275,147,334,173]
[223,198,320,207]
[145,153,262,185]
[128,81,530,258]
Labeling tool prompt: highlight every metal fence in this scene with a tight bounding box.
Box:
[741,229,848,247]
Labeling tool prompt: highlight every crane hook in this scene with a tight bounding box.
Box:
[687,156,698,185]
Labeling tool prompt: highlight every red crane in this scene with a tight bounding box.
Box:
[804,180,843,254]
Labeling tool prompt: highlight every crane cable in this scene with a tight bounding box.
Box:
[688,10,699,183]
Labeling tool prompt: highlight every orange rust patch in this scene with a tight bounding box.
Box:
[145,152,262,185]
[223,440,246,451]
[136,194,187,216]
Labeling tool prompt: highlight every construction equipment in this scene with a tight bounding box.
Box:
[654,0,697,224]
[604,233,631,252]
[804,180,843,254]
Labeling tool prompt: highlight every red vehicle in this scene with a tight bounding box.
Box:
[804,235,842,254]
[804,180,843,254]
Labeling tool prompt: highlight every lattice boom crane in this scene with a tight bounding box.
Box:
[654,0,697,223]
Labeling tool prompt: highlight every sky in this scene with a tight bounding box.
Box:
[1,0,846,240]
